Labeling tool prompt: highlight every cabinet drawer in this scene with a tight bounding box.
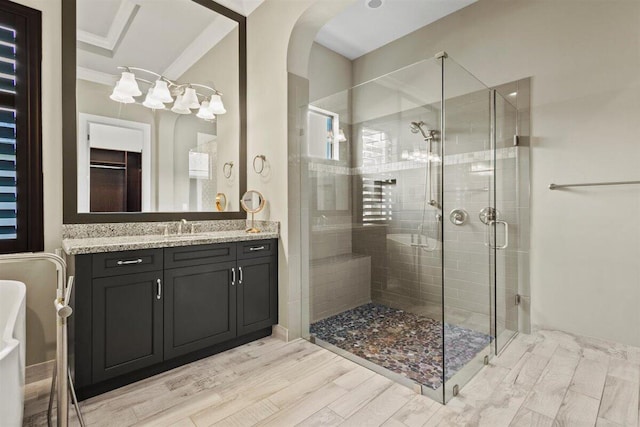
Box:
[237,239,277,260]
[164,243,236,269]
[92,249,163,278]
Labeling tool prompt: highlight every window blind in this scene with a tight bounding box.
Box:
[0,25,16,240]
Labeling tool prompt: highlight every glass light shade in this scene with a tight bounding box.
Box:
[182,87,201,109]
[109,83,135,104]
[171,95,191,114]
[338,129,347,142]
[142,88,165,110]
[116,71,142,96]
[196,101,216,120]
[151,80,173,103]
[209,94,226,114]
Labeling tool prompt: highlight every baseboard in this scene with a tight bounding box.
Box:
[26,359,55,384]
[272,324,288,341]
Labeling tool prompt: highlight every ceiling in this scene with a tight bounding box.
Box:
[315,0,477,60]
[76,0,263,85]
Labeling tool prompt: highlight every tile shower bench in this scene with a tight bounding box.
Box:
[62,221,279,400]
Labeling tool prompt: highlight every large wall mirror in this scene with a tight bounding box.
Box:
[62,0,246,223]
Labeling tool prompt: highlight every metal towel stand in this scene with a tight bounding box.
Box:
[0,251,85,427]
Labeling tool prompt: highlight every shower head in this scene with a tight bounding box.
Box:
[410,121,431,140]
[410,121,424,133]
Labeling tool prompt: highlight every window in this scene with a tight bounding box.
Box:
[308,105,341,161]
[362,178,393,224]
[0,1,43,254]
[361,127,393,224]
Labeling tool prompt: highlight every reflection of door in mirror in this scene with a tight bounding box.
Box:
[90,148,141,212]
[78,114,152,213]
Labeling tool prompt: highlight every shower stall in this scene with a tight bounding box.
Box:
[299,53,530,403]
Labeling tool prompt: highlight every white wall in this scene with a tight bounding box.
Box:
[247,0,316,338]
[350,0,640,346]
[308,42,352,102]
[1,0,62,365]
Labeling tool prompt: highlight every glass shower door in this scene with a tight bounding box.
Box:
[493,92,519,353]
[441,57,494,403]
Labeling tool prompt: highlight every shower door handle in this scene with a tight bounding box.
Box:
[488,220,509,250]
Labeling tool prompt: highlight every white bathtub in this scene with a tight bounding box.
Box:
[0,280,26,427]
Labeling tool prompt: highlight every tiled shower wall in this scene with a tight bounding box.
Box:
[307,121,373,322]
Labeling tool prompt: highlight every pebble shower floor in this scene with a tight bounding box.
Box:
[309,303,491,390]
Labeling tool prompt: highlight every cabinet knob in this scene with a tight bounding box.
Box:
[239,266,243,284]
[249,246,265,252]
[231,267,236,286]
[156,279,162,300]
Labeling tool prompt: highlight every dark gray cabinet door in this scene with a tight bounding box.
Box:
[164,262,237,359]
[237,257,278,336]
[92,271,163,383]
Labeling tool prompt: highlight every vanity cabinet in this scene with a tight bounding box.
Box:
[92,271,163,382]
[71,239,278,399]
[237,257,277,336]
[163,262,237,359]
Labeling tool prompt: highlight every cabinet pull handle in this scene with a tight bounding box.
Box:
[249,246,265,251]
[231,267,236,286]
[156,279,162,300]
[239,266,243,284]
[117,258,143,266]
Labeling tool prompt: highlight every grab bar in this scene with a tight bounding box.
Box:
[549,180,640,190]
[0,252,84,427]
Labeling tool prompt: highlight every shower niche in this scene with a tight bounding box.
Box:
[300,53,530,403]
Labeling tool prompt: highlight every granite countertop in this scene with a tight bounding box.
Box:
[62,220,279,255]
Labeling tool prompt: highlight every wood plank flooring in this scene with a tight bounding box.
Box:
[23,329,640,426]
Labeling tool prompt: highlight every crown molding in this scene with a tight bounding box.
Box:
[77,66,117,86]
[77,0,137,52]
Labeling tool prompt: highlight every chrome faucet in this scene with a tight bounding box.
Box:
[178,219,188,235]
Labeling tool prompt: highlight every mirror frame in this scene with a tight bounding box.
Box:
[61,0,247,223]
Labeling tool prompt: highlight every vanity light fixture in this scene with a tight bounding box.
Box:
[171,95,191,114]
[142,88,165,110]
[338,129,347,142]
[196,101,216,120]
[109,82,136,104]
[208,94,226,114]
[109,66,226,121]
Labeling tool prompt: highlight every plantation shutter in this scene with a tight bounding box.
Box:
[0,1,43,254]
[0,25,17,240]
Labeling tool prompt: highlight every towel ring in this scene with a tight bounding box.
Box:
[253,155,266,174]
[223,162,233,179]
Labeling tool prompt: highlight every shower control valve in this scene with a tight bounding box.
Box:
[449,209,468,226]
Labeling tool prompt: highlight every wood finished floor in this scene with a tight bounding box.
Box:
[23,329,640,427]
